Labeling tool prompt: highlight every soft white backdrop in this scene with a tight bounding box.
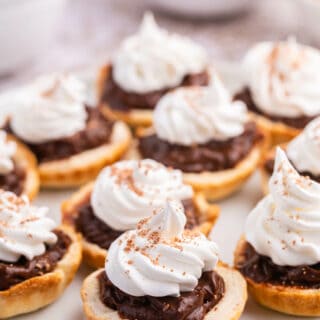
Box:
[0,0,318,91]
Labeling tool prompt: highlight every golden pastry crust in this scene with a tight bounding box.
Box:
[81,264,247,320]
[8,134,40,200]
[234,237,320,317]
[97,64,153,128]
[127,127,269,201]
[62,182,220,269]
[250,112,300,147]
[0,225,82,319]
[39,121,132,188]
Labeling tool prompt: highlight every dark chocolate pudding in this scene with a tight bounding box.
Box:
[98,270,225,320]
[0,230,71,291]
[9,107,114,163]
[235,88,317,129]
[236,242,320,289]
[0,163,25,196]
[101,67,210,111]
[139,122,262,173]
[76,198,200,250]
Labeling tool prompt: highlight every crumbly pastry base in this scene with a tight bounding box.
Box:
[62,182,220,269]
[8,134,40,201]
[125,128,268,201]
[0,225,82,319]
[234,237,320,317]
[97,64,153,128]
[39,121,132,188]
[250,112,300,147]
[81,264,247,320]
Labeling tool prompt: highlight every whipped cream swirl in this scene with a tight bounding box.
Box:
[10,73,88,144]
[287,117,320,176]
[91,159,193,231]
[106,201,219,297]
[0,191,57,263]
[0,131,16,175]
[244,39,320,118]
[112,12,208,94]
[246,148,320,266]
[154,82,248,145]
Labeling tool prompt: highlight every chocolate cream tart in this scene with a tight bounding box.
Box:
[0,190,81,319]
[235,148,320,316]
[235,39,320,146]
[8,73,131,188]
[132,81,266,200]
[81,201,247,320]
[62,159,219,269]
[97,12,210,127]
[261,116,320,194]
[0,130,39,200]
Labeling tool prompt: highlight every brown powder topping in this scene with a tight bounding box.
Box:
[110,167,144,197]
[120,208,203,270]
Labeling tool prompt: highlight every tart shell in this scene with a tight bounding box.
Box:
[234,237,320,317]
[39,121,132,188]
[126,127,269,201]
[81,264,247,320]
[250,112,300,147]
[9,134,40,200]
[62,182,220,269]
[0,225,82,319]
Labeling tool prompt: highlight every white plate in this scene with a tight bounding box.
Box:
[11,63,320,320]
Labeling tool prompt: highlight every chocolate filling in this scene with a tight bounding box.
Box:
[234,87,317,129]
[264,157,320,183]
[98,270,225,320]
[101,67,210,111]
[236,242,320,289]
[75,198,200,251]
[139,122,262,173]
[9,107,114,163]
[0,230,71,291]
[0,162,25,196]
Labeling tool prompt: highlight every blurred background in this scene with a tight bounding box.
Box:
[0,0,319,91]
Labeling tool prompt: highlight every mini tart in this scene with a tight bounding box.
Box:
[39,121,132,188]
[0,225,82,319]
[81,264,247,320]
[8,134,39,200]
[62,182,220,269]
[234,237,320,317]
[249,111,300,147]
[127,127,269,201]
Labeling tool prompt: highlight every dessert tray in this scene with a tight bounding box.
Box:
[10,62,317,320]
